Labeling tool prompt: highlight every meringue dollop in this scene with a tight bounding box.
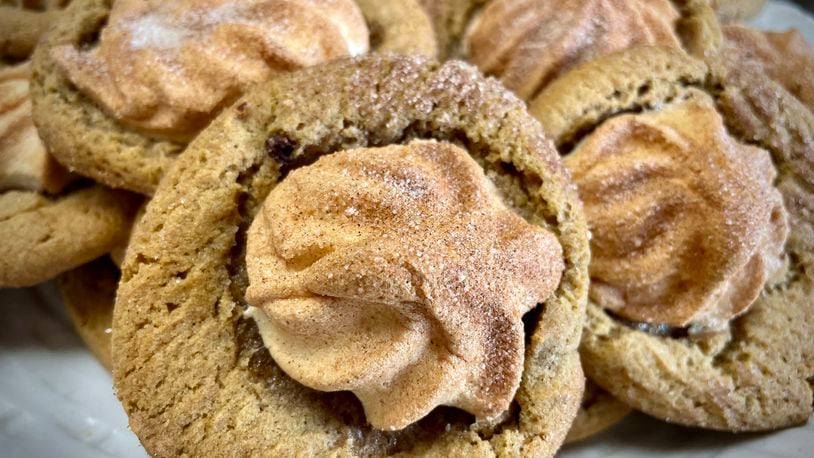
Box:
[245,140,564,430]
[566,91,788,331]
[464,0,681,100]
[51,0,370,138]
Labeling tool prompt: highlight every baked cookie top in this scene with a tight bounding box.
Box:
[112,54,588,457]
[567,90,787,331]
[245,139,565,431]
[531,45,814,431]
[30,0,436,195]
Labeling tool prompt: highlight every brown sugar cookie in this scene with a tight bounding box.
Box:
[0,59,139,288]
[30,0,436,195]
[709,0,766,22]
[61,271,626,443]
[112,54,588,457]
[530,46,814,431]
[58,255,119,370]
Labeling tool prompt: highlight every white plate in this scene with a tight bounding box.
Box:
[1,2,812,456]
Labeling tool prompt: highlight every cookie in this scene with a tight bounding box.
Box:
[58,256,119,370]
[65,241,616,444]
[709,0,766,22]
[0,59,139,288]
[112,55,589,457]
[458,0,719,101]
[30,0,437,195]
[530,46,814,431]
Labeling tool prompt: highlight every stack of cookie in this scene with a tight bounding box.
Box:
[2,0,812,456]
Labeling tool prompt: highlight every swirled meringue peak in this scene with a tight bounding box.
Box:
[464,0,681,100]
[566,91,788,332]
[52,0,369,138]
[245,140,564,430]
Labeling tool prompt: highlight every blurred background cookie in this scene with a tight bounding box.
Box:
[416,0,486,58]
[721,24,814,112]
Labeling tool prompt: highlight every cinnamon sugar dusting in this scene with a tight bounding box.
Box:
[51,0,369,138]
[0,62,71,194]
[566,91,788,330]
[463,0,681,100]
[245,140,564,430]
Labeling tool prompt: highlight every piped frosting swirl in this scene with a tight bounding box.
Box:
[565,91,788,331]
[245,140,564,430]
[51,0,369,139]
[463,0,681,100]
